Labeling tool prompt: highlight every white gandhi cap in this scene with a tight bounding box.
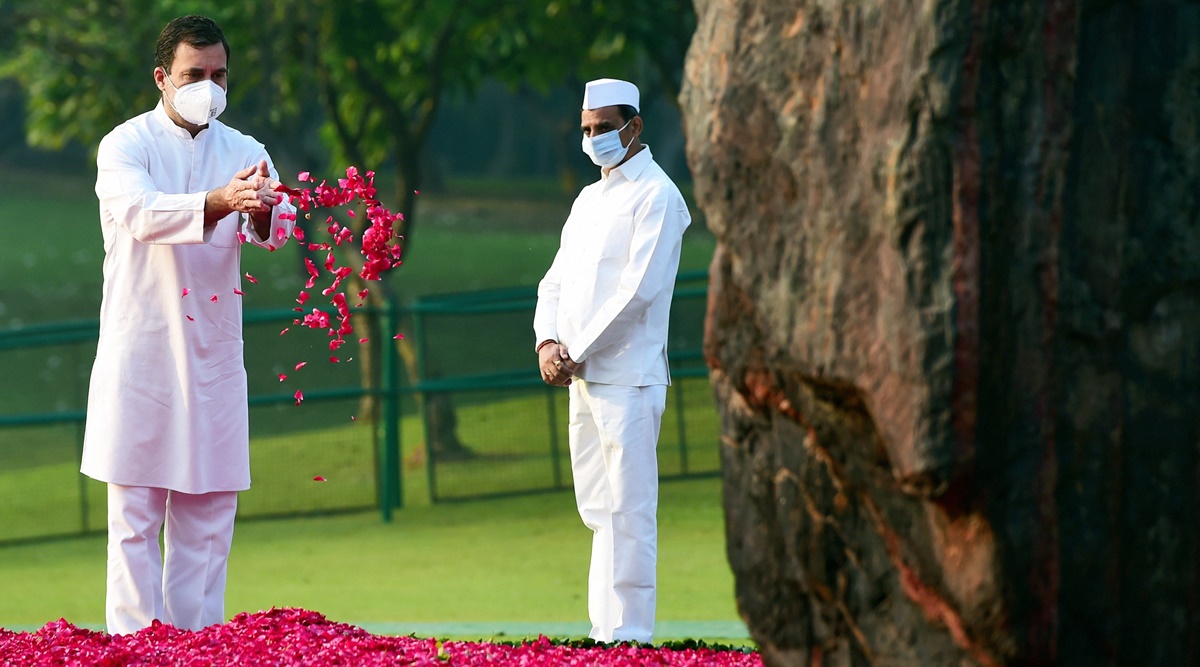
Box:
[582,78,640,112]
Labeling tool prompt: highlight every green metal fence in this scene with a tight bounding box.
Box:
[0,271,717,545]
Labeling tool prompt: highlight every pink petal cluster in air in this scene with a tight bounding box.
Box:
[0,608,762,666]
[269,167,406,404]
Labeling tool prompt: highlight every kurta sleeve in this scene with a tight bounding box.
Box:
[566,187,688,363]
[533,244,567,349]
[95,131,207,245]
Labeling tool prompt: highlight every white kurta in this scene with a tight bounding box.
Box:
[533,146,691,386]
[81,103,295,494]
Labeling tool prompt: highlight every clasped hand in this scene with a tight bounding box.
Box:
[539,343,579,387]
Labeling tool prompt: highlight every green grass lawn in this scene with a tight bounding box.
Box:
[0,477,742,642]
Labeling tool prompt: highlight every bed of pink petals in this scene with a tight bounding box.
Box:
[0,607,762,666]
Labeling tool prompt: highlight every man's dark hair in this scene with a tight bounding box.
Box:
[154,15,230,72]
[615,105,639,123]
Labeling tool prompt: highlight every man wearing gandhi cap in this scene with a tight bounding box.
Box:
[534,78,692,643]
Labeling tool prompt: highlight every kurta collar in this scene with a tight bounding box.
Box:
[605,145,654,183]
[151,101,212,141]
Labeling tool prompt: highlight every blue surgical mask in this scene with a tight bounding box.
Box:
[581,119,633,168]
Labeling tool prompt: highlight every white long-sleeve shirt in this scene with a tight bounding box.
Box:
[534,146,691,386]
[80,103,295,493]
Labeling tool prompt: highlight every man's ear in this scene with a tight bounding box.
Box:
[153,67,166,92]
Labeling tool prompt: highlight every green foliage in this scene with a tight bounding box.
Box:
[0,0,696,221]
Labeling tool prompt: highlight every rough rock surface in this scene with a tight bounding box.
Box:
[681,1,1200,664]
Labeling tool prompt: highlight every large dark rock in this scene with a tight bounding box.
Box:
[681,1,1200,664]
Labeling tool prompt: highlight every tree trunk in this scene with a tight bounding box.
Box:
[682,1,1200,665]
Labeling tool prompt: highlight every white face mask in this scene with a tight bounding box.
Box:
[163,73,227,126]
[581,118,633,168]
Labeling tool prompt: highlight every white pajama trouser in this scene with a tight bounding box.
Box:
[568,379,667,644]
[105,484,238,634]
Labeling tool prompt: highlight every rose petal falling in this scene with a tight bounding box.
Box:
[266,166,406,382]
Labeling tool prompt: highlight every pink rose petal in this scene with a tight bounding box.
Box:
[237,231,247,244]
[279,327,290,335]
[186,315,194,321]
[313,475,326,482]
[0,607,764,664]
[295,361,307,370]
[181,288,190,297]
[210,294,218,303]
[278,374,287,382]
[234,288,245,296]
[294,389,304,405]
[245,272,258,284]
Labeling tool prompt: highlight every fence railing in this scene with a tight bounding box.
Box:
[0,271,717,545]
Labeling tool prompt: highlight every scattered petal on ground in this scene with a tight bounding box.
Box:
[0,609,762,667]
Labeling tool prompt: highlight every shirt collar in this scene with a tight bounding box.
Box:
[605,144,653,183]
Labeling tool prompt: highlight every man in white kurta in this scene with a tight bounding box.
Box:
[534,79,691,644]
[81,15,294,635]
